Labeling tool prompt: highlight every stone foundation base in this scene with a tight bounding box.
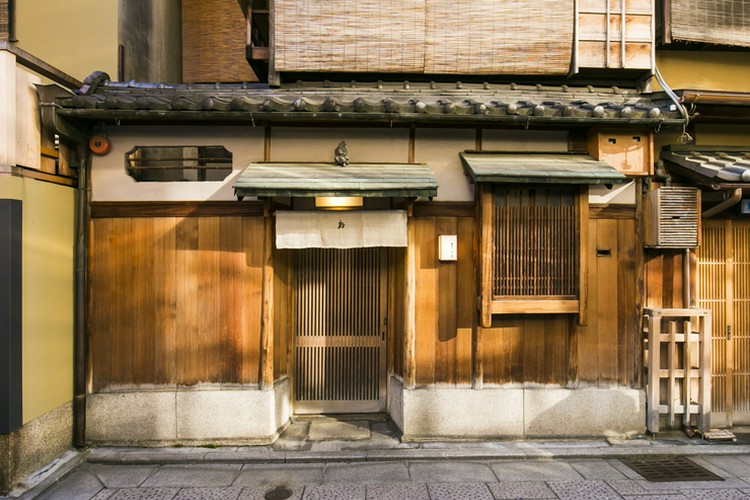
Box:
[86,378,290,446]
[1,402,73,495]
[389,377,645,440]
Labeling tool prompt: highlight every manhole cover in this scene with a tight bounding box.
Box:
[265,485,293,500]
[620,456,724,482]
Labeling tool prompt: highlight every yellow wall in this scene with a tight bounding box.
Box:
[0,176,75,423]
[14,0,118,81]
[656,51,750,93]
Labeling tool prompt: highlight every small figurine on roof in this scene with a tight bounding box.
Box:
[334,141,349,167]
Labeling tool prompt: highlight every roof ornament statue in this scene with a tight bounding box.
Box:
[334,141,349,167]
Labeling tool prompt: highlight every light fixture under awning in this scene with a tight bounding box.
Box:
[276,210,407,249]
[232,162,438,199]
[460,152,627,185]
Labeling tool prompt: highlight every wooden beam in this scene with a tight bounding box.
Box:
[259,200,274,389]
[250,46,269,61]
[404,201,416,389]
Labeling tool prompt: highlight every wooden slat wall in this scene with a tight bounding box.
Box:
[89,216,264,391]
[645,250,688,308]
[274,249,292,380]
[480,215,640,386]
[413,216,475,386]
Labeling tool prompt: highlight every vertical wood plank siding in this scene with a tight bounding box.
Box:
[89,216,264,391]
[478,216,640,386]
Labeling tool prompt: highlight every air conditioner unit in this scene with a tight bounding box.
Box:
[644,187,700,248]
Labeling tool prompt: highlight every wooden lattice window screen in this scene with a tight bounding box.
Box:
[493,187,578,298]
[479,184,587,326]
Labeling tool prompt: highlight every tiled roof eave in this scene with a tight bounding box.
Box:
[55,107,684,127]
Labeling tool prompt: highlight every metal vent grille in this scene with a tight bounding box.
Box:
[620,456,724,482]
[645,187,700,248]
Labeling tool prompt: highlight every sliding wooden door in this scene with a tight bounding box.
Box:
[293,248,387,414]
[699,220,750,426]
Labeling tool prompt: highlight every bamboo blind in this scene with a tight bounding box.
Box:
[425,0,573,74]
[493,187,578,297]
[0,1,8,41]
[671,0,750,47]
[182,0,258,82]
[274,0,574,75]
[275,0,426,73]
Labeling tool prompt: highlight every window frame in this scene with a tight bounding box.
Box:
[479,183,588,327]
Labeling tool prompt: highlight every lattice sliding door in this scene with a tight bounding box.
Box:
[698,220,750,426]
[732,225,750,423]
[293,248,387,414]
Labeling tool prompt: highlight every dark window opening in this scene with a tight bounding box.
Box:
[126,145,232,182]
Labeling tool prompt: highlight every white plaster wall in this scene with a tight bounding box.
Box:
[589,181,636,205]
[414,128,475,202]
[482,129,569,152]
[391,378,646,440]
[86,383,290,445]
[271,127,409,163]
[91,126,265,201]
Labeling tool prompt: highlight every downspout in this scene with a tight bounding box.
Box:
[703,187,742,219]
[73,146,90,447]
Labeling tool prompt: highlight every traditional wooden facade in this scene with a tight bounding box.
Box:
[32,0,750,448]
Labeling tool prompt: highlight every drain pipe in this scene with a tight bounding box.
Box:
[73,147,90,447]
[703,188,742,219]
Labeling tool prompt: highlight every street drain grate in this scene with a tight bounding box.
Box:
[620,456,724,482]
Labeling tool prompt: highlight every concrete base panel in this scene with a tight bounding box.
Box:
[0,402,73,495]
[390,378,646,440]
[86,380,290,446]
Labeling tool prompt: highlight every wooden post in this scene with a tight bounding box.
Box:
[404,202,416,389]
[578,185,589,326]
[259,199,274,390]
[479,185,493,328]
[699,313,712,432]
[472,325,483,389]
[646,311,660,433]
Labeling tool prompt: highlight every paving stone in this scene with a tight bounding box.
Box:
[408,461,497,483]
[323,462,409,484]
[487,480,557,499]
[142,464,241,488]
[91,490,117,500]
[173,486,243,499]
[674,489,750,499]
[234,463,324,486]
[107,487,181,500]
[427,482,494,500]
[308,421,370,442]
[88,464,160,487]
[606,479,656,495]
[238,485,305,500]
[37,468,104,500]
[568,459,629,479]
[620,495,687,499]
[490,459,583,481]
[364,483,429,500]
[547,479,622,500]
[300,483,365,500]
[698,456,750,477]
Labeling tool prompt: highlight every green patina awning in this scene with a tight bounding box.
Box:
[460,152,627,185]
[233,163,438,199]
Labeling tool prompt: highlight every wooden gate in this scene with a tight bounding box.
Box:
[293,248,387,414]
[698,220,750,426]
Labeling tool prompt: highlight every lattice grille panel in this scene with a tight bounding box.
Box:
[493,187,577,297]
[294,248,384,406]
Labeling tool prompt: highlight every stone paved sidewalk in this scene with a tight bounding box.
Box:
[27,454,750,499]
